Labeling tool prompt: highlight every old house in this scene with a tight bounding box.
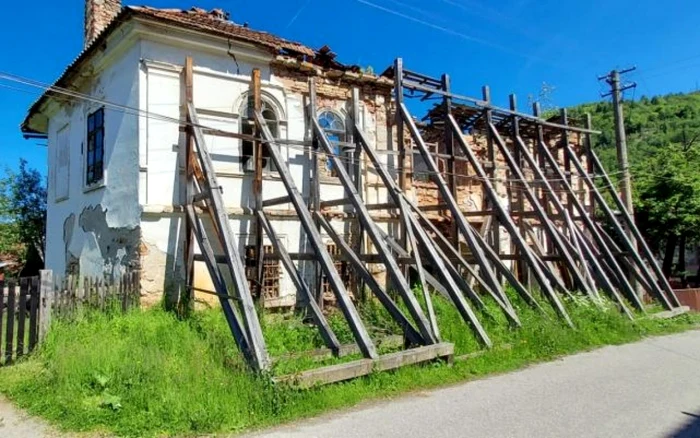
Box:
[22,1,594,309]
[22,1,403,306]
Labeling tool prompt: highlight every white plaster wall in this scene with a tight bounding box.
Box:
[45,41,141,279]
[136,33,393,300]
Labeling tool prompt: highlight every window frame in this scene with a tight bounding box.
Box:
[317,109,348,176]
[85,107,106,189]
[239,98,280,174]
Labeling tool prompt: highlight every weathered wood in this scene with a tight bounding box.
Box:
[189,103,270,370]
[262,195,291,207]
[16,279,27,358]
[5,281,16,364]
[273,335,405,364]
[315,212,423,346]
[401,103,506,305]
[256,110,378,359]
[312,117,437,345]
[274,343,454,388]
[649,306,689,320]
[353,124,501,342]
[450,114,572,327]
[572,146,678,309]
[257,210,342,353]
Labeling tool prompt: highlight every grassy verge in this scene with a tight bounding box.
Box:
[0,293,698,437]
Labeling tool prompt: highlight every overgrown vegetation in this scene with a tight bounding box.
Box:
[0,292,698,437]
[570,92,700,280]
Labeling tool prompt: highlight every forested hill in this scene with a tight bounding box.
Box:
[569,92,700,276]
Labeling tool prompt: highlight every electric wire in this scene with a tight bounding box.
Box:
[0,70,624,192]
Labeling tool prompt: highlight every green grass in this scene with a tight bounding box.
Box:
[0,292,698,437]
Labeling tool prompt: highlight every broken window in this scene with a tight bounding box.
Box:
[320,243,351,296]
[240,100,278,173]
[244,244,281,299]
[86,108,105,186]
[318,110,347,176]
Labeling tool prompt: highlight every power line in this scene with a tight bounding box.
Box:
[0,70,622,189]
[351,0,560,67]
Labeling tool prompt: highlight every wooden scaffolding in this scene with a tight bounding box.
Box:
[179,56,683,383]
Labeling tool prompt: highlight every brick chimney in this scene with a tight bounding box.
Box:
[84,0,122,48]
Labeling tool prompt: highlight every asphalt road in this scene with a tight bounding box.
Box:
[251,329,700,438]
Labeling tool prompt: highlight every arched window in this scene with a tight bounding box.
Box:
[240,99,279,172]
[318,110,346,175]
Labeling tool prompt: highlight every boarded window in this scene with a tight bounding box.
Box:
[321,243,351,296]
[55,125,70,200]
[86,108,105,186]
[244,245,281,299]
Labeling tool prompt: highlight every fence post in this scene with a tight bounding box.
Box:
[39,270,54,343]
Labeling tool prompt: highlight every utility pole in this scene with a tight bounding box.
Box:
[599,67,641,298]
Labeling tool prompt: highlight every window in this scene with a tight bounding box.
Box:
[245,244,281,299]
[320,243,351,297]
[240,99,278,173]
[318,110,347,176]
[86,108,105,186]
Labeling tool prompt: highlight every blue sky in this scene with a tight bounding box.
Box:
[1,0,700,176]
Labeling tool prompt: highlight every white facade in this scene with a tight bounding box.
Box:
[40,17,396,306]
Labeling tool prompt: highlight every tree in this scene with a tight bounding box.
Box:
[0,159,47,265]
[570,91,700,279]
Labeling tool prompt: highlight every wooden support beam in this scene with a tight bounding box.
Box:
[315,212,424,345]
[400,103,508,308]
[274,343,454,388]
[354,123,502,343]
[446,114,572,326]
[255,110,379,359]
[257,210,341,353]
[188,103,270,371]
[529,103,643,312]
[488,112,597,299]
[183,56,195,309]
[311,116,437,345]
[586,148,681,308]
[262,196,291,207]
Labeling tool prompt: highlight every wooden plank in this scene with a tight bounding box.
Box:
[274,343,454,388]
[312,117,436,345]
[262,195,291,207]
[38,270,53,342]
[5,281,15,364]
[29,276,39,351]
[400,103,507,306]
[649,306,690,320]
[189,103,270,370]
[273,335,405,364]
[16,278,27,358]
[257,210,341,353]
[315,212,423,346]
[255,110,378,359]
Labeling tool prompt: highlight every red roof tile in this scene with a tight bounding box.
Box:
[130,7,315,57]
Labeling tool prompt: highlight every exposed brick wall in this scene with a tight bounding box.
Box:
[85,0,121,48]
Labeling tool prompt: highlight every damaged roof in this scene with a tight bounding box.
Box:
[129,6,316,57]
[21,6,330,134]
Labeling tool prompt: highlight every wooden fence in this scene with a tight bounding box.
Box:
[0,270,140,366]
[0,278,40,365]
